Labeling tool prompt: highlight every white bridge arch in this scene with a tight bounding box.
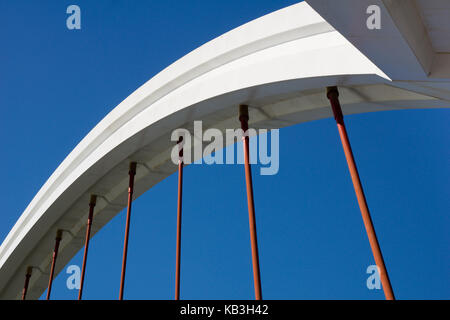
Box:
[1,0,449,299]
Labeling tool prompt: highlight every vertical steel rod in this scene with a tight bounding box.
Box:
[46,230,62,300]
[78,195,97,300]
[239,105,263,300]
[175,137,183,300]
[326,86,395,300]
[119,162,137,300]
[21,267,32,300]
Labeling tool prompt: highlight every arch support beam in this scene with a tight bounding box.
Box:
[326,86,395,300]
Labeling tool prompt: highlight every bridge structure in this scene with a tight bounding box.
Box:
[1,0,449,300]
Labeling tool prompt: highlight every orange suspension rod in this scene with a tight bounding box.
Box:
[46,230,62,300]
[21,267,32,300]
[78,195,97,300]
[326,86,395,300]
[119,162,137,300]
[175,137,183,300]
[239,105,262,300]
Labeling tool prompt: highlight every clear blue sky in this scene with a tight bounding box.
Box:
[0,0,448,300]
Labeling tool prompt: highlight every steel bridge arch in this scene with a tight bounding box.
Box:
[1,1,449,299]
